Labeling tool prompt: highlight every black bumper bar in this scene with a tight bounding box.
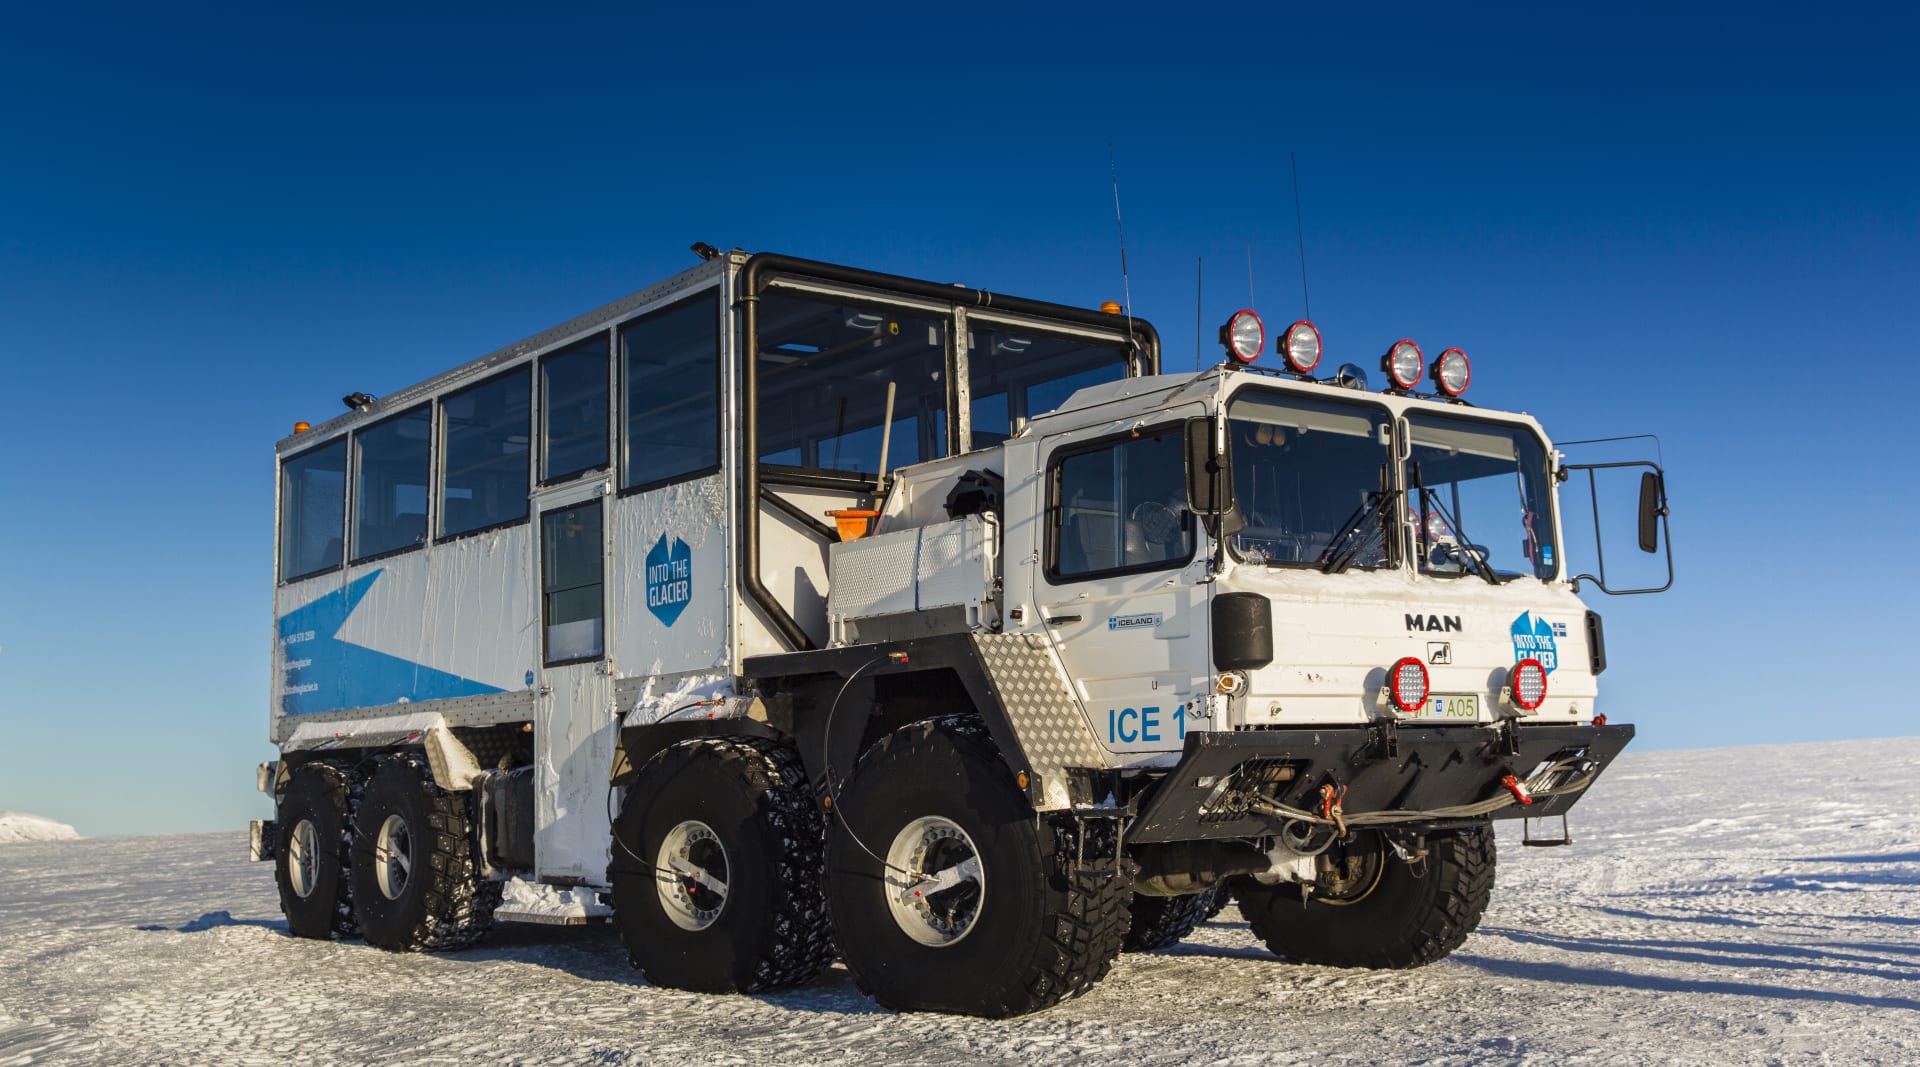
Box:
[1128,721,1634,844]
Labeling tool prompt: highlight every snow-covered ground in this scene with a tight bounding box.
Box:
[0,814,79,846]
[3,739,1918,1065]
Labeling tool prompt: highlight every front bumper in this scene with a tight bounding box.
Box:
[1128,721,1634,844]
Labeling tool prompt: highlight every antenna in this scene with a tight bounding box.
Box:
[1195,257,1204,370]
[1245,244,1256,309]
[1107,145,1136,353]
[1291,151,1312,319]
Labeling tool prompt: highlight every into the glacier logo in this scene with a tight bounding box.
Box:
[646,535,693,627]
[1510,610,1559,673]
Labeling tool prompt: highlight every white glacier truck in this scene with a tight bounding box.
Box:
[253,250,1670,1017]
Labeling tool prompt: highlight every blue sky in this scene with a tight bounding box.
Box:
[1,6,1914,835]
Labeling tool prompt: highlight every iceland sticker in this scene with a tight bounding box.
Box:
[1108,613,1163,632]
[646,534,693,627]
[1510,610,1559,673]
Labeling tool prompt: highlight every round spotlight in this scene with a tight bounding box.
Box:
[1425,511,1451,542]
[1381,340,1423,390]
[1511,658,1548,711]
[1431,347,1471,397]
[1221,310,1265,364]
[1387,656,1430,714]
[1281,320,1322,374]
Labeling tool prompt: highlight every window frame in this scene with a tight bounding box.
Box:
[348,402,433,566]
[1042,420,1199,585]
[277,435,350,585]
[1401,407,1561,583]
[618,287,725,498]
[539,498,606,668]
[1221,385,1403,572]
[537,330,615,488]
[753,286,958,483]
[434,364,534,544]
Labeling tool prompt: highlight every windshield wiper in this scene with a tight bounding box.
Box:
[1321,469,1397,574]
[1412,464,1500,585]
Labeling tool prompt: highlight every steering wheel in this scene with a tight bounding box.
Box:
[1130,501,1182,545]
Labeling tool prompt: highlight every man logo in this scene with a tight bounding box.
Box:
[1428,642,1452,665]
[1406,613,1462,633]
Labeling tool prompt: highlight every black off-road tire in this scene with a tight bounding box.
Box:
[826,716,1130,1017]
[1235,826,1495,969]
[1122,890,1214,952]
[607,737,833,994]
[275,761,359,940]
[350,753,502,952]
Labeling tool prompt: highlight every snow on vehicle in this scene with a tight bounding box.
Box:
[251,250,1672,1017]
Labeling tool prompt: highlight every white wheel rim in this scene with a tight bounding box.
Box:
[286,818,320,899]
[656,820,729,931]
[884,815,984,948]
[373,813,413,901]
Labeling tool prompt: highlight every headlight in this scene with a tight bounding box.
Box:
[1220,310,1264,364]
[1388,656,1430,713]
[1381,339,1423,390]
[1511,658,1548,711]
[1281,320,1322,374]
[1431,347,1471,397]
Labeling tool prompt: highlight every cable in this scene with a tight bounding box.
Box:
[818,654,917,878]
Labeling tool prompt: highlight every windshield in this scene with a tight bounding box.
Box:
[1405,414,1556,581]
[1226,391,1395,569]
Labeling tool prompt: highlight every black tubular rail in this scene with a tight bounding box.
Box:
[736,252,1163,652]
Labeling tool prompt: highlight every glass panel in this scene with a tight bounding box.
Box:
[1407,415,1556,581]
[441,367,530,537]
[622,291,720,490]
[969,325,1128,440]
[279,439,346,580]
[351,407,430,561]
[541,334,610,483]
[1226,391,1395,568]
[541,500,604,663]
[1053,428,1192,579]
[757,292,948,476]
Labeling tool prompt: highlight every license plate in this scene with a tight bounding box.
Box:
[1409,694,1480,721]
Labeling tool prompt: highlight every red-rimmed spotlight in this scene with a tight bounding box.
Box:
[1387,656,1430,714]
[1431,347,1471,397]
[1511,658,1548,711]
[1381,339,1423,390]
[1280,320,1322,374]
[1220,310,1265,363]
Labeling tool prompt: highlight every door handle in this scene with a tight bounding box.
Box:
[1045,614,1082,626]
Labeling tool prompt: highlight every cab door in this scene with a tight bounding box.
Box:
[1033,414,1212,760]
[531,478,617,882]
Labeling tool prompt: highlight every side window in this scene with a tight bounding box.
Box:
[967,326,1128,445]
[351,406,430,561]
[441,367,531,538]
[622,291,720,491]
[1050,428,1193,580]
[541,500,604,664]
[541,334,610,484]
[756,291,948,476]
[279,439,347,581]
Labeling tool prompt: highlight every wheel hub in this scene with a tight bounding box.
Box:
[373,813,413,901]
[286,818,320,899]
[884,816,984,948]
[656,820,730,931]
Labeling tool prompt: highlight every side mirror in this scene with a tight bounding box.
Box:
[1637,471,1663,553]
[1184,417,1239,532]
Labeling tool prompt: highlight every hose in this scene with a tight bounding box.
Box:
[1247,756,1601,829]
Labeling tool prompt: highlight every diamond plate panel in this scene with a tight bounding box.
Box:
[972,632,1111,774]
